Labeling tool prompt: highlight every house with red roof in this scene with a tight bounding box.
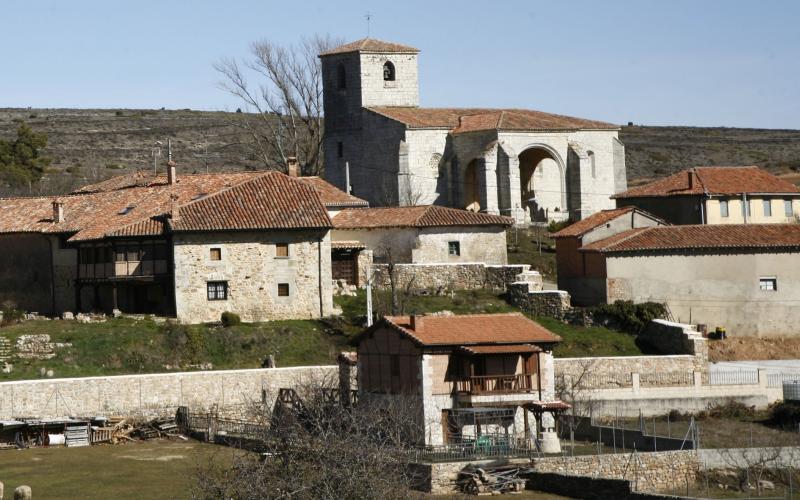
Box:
[319,38,627,224]
[552,207,800,336]
[355,312,565,446]
[613,166,800,225]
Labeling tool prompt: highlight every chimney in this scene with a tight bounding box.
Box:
[52,200,64,223]
[409,314,425,332]
[167,160,177,185]
[688,169,694,190]
[287,156,299,177]
[170,194,180,221]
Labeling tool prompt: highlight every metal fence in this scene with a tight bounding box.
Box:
[407,438,540,463]
[708,370,759,386]
[767,371,800,388]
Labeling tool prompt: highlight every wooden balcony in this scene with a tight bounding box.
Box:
[455,374,536,395]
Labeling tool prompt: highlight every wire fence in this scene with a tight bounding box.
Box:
[708,370,760,386]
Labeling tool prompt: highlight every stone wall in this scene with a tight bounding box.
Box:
[531,450,699,493]
[554,355,699,389]
[526,472,691,500]
[507,281,571,319]
[0,366,337,419]
[371,263,530,291]
[639,319,708,371]
[173,230,334,323]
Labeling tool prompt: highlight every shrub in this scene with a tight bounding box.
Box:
[115,110,124,116]
[769,401,800,430]
[547,219,572,234]
[590,300,667,335]
[0,307,25,326]
[706,400,755,420]
[221,311,241,327]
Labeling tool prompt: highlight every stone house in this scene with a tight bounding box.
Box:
[355,313,563,446]
[0,167,334,323]
[613,166,800,225]
[319,38,627,224]
[554,220,800,337]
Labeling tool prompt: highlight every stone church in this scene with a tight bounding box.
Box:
[320,38,628,223]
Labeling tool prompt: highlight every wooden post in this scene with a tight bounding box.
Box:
[112,283,118,311]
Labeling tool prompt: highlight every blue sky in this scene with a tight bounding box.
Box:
[2,0,798,128]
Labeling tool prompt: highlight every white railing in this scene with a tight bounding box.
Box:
[708,370,759,386]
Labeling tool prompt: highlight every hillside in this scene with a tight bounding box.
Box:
[1,108,799,195]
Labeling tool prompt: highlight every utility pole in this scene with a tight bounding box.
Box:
[167,138,172,162]
[152,141,162,174]
[366,262,373,327]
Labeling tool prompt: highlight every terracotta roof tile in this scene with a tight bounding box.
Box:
[331,240,367,249]
[319,38,419,56]
[332,205,513,229]
[297,176,369,208]
[460,344,542,354]
[382,313,561,346]
[367,107,617,132]
[171,172,331,232]
[612,166,800,199]
[581,224,800,253]
[552,207,636,238]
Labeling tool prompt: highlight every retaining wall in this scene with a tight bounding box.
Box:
[0,366,336,419]
[525,471,694,499]
[370,263,530,291]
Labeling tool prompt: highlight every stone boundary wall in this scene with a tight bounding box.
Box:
[508,282,571,319]
[371,263,530,291]
[409,457,532,494]
[525,471,694,500]
[639,319,708,371]
[555,355,698,389]
[531,450,699,494]
[0,366,337,419]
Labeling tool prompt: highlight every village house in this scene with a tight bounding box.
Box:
[355,313,565,446]
[553,213,800,337]
[319,38,627,223]
[612,166,800,225]
[0,166,335,323]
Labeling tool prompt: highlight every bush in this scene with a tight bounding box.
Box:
[706,400,755,420]
[769,401,800,430]
[0,307,25,326]
[590,300,667,335]
[547,219,572,234]
[221,312,241,327]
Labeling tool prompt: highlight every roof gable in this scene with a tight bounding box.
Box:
[319,38,419,56]
[612,166,800,199]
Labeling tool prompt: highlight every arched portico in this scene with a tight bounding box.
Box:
[517,144,567,222]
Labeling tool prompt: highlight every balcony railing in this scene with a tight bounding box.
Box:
[455,374,536,395]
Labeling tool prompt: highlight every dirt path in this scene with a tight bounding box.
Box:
[709,337,800,362]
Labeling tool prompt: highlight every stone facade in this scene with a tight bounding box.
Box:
[370,263,530,291]
[0,366,336,419]
[173,230,334,323]
[507,281,572,319]
[638,319,708,371]
[321,41,626,222]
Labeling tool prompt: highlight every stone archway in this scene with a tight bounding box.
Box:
[518,145,566,222]
[463,159,480,212]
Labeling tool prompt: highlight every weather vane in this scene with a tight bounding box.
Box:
[365,12,372,37]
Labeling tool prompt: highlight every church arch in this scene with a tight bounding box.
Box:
[383,61,395,81]
[518,144,566,221]
[463,159,480,212]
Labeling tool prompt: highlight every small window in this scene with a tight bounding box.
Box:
[337,141,344,159]
[336,64,346,89]
[276,243,289,258]
[448,241,460,256]
[759,277,777,291]
[720,200,729,218]
[277,283,290,297]
[207,281,228,300]
[210,248,222,261]
[126,245,140,261]
[588,150,596,179]
[763,199,772,217]
[786,199,794,217]
[383,61,395,81]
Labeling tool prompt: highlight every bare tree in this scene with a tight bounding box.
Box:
[555,359,598,451]
[214,35,341,175]
[191,379,427,500]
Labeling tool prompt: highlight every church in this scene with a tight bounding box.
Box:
[320,38,628,223]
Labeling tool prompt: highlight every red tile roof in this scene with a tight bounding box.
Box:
[0,170,330,242]
[612,166,800,199]
[382,313,561,347]
[460,344,542,354]
[319,38,420,56]
[171,172,331,232]
[332,205,513,229]
[297,176,369,208]
[552,207,635,238]
[581,224,800,253]
[367,107,618,132]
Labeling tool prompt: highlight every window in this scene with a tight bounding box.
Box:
[759,277,777,291]
[786,199,794,217]
[210,248,222,261]
[588,150,596,179]
[763,199,772,217]
[448,241,460,256]
[336,64,346,89]
[337,141,344,159]
[383,61,395,81]
[126,246,140,261]
[207,281,228,300]
[276,243,289,258]
[277,283,290,297]
[720,200,729,218]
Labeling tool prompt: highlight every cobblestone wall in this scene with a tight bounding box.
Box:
[554,355,698,389]
[371,263,530,291]
[0,366,336,419]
